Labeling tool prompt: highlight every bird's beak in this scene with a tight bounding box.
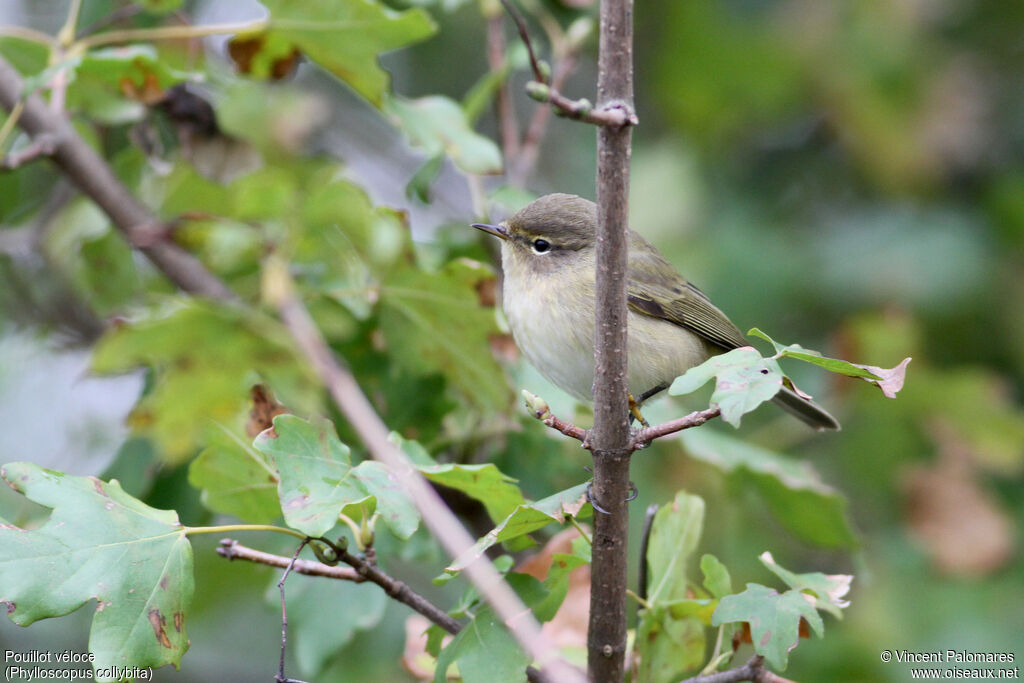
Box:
[472,223,509,241]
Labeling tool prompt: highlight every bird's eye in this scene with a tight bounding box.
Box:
[532,239,551,254]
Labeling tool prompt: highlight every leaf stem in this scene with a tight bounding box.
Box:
[625,589,651,610]
[336,512,364,549]
[567,515,592,545]
[74,20,267,51]
[0,26,59,48]
[184,524,307,540]
[57,0,84,48]
[0,99,24,152]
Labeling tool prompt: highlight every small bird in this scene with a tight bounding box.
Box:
[473,193,839,431]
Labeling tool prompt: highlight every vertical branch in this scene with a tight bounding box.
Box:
[588,0,635,680]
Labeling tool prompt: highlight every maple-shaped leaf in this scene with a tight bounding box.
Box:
[669,347,784,427]
[232,0,436,106]
[0,463,192,679]
[711,583,824,670]
[254,414,419,539]
[759,552,852,619]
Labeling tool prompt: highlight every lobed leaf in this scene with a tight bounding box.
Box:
[245,0,437,106]
[91,299,318,463]
[188,424,281,523]
[254,415,421,539]
[0,463,192,678]
[758,552,852,619]
[712,583,824,670]
[669,347,784,427]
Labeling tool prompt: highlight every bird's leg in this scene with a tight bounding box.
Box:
[628,393,650,428]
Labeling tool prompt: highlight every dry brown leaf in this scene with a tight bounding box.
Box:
[902,420,1015,577]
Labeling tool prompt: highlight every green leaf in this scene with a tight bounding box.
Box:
[701,554,733,599]
[91,299,317,462]
[748,328,911,398]
[444,483,590,575]
[188,424,281,524]
[669,347,784,427]
[636,606,706,683]
[522,551,589,623]
[0,463,193,677]
[269,574,387,676]
[253,415,363,537]
[254,0,437,106]
[758,552,852,619]
[646,491,705,605]
[0,37,50,77]
[386,95,503,175]
[379,259,508,410]
[681,429,858,549]
[254,415,420,539]
[433,608,529,683]
[406,153,444,203]
[351,460,420,539]
[712,583,824,670]
[418,462,526,525]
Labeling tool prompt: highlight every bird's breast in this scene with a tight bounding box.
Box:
[502,265,711,402]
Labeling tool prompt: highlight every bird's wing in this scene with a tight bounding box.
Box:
[626,233,748,351]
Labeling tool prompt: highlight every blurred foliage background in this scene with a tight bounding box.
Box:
[0,0,1022,681]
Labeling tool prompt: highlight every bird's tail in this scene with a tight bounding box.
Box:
[771,386,841,431]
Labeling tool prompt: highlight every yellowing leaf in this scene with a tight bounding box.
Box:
[91,300,317,462]
[247,0,437,106]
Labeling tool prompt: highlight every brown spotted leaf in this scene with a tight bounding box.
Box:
[0,462,192,678]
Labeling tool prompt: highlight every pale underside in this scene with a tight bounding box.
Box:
[502,260,714,403]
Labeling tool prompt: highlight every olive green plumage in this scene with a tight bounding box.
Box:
[473,193,839,431]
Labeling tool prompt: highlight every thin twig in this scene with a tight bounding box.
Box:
[220,539,545,682]
[219,539,463,634]
[263,258,585,683]
[498,0,636,129]
[217,539,363,581]
[679,655,798,683]
[526,402,720,450]
[497,0,546,88]
[1,132,60,169]
[508,51,579,187]
[275,539,311,683]
[632,407,722,445]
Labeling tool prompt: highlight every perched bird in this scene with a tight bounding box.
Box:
[473,193,839,431]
